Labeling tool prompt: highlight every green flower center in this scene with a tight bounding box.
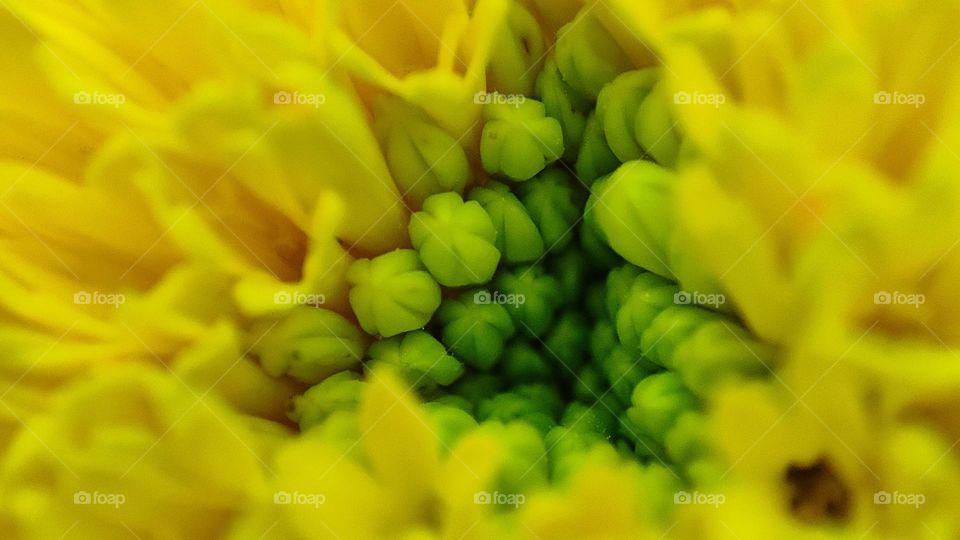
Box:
[294,7,778,516]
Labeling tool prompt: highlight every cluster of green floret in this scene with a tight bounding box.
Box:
[277,2,775,500]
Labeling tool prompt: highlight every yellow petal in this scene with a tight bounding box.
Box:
[360,369,440,520]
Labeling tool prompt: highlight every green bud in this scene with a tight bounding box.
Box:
[616,412,668,461]
[479,421,549,492]
[641,306,714,371]
[549,245,588,305]
[614,408,665,450]
[478,394,555,436]
[642,306,775,395]
[602,345,659,404]
[635,81,682,167]
[589,319,618,366]
[481,96,564,181]
[585,285,607,324]
[409,192,501,287]
[518,167,582,251]
[477,384,561,436]
[555,10,633,99]
[580,198,622,268]
[375,97,469,207]
[544,311,589,373]
[348,249,442,337]
[309,409,363,459]
[575,112,621,184]
[494,265,563,337]
[605,264,643,321]
[545,425,608,480]
[450,372,503,408]
[515,383,564,419]
[487,2,545,96]
[423,401,479,450]
[627,372,699,444]
[637,463,686,523]
[589,160,676,279]
[437,291,516,370]
[615,272,678,351]
[595,70,658,163]
[430,394,474,413]
[252,307,367,384]
[561,402,618,439]
[629,431,667,463]
[536,58,590,161]
[288,371,364,431]
[365,331,464,390]
[501,341,552,383]
[663,411,710,465]
[469,181,545,264]
[572,364,607,403]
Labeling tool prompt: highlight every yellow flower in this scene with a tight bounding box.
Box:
[0,0,533,534]
[0,0,427,444]
[698,366,960,539]
[607,0,960,348]
[238,369,511,538]
[593,2,960,537]
[517,447,662,540]
[7,0,960,538]
[0,366,289,538]
[327,0,502,136]
[0,0,536,443]
[0,4,469,533]
[236,369,665,539]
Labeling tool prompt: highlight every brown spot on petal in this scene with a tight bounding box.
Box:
[785,458,851,524]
